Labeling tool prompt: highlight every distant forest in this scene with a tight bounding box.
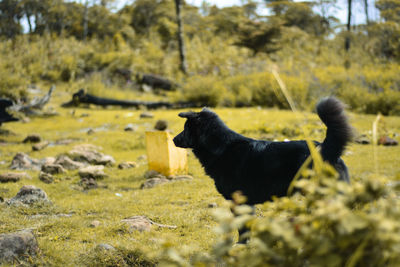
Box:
[1,0,400,115]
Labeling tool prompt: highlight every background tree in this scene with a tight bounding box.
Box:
[0,0,23,38]
[174,0,188,74]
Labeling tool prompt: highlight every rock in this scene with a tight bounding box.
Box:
[90,220,100,228]
[6,185,50,206]
[154,120,168,131]
[41,163,66,174]
[54,155,85,170]
[355,134,370,144]
[22,134,41,143]
[32,141,49,151]
[118,161,137,169]
[10,153,41,171]
[95,243,115,251]
[137,155,147,161]
[79,178,98,190]
[168,175,193,181]
[39,172,54,184]
[208,203,218,208]
[141,177,170,189]
[378,136,398,146]
[79,166,107,179]
[140,112,154,119]
[87,129,95,135]
[0,172,31,183]
[124,123,138,132]
[43,157,56,165]
[68,144,115,166]
[144,170,162,179]
[54,138,79,145]
[121,216,176,232]
[0,230,39,262]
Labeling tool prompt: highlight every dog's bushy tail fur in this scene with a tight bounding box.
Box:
[317,97,353,164]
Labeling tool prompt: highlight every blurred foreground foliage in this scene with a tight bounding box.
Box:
[159,164,400,267]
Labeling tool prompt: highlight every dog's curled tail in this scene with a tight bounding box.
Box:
[317,97,353,164]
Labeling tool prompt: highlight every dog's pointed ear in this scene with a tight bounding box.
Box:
[178,111,198,119]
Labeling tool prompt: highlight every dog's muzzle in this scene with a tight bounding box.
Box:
[173,131,190,148]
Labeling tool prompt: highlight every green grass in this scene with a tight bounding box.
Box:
[0,90,399,265]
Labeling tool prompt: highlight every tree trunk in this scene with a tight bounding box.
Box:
[345,0,352,52]
[364,0,370,25]
[83,0,89,41]
[175,0,188,75]
[25,13,33,33]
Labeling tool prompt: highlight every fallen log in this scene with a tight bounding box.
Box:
[0,99,18,125]
[10,85,55,115]
[61,89,198,109]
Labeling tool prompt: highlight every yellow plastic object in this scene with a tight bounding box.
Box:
[145,131,188,176]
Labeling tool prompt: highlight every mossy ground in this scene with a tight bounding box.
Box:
[0,88,399,266]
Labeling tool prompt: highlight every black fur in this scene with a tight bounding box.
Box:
[173,97,353,205]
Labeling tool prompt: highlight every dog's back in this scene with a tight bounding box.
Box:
[174,97,353,205]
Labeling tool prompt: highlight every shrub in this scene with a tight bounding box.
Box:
[159,165,400,266]
[182,75,229,107]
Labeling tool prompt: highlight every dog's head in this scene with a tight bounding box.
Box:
[173,108,226,154]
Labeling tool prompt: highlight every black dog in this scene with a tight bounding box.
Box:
[173,97,352,205]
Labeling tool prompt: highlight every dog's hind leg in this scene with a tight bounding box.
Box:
[231,205,255,244]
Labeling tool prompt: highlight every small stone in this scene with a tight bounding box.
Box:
[208,203,218,208]
[54,155,85,170]
[39,172,54,184]
[137,155,147,161]
[87,129,95,135]
[90,220,100,228]
[10,153,41,171]
[41,163,66,174]
[141,177,170,189]
[32,141,49,151]
[168,175,193,181]
[79,165,107,179]
[0,172,31,183]
[144,170,161,179]
[355,134,370,144]
[96,243,115,251]
[124,123,138,132]
[378,136,398,146]
[118,161,137,169]
[140,112,154,119]
[0,230,39,262]
[154,120,168,131]
[6,185,50,206]
[79,178,98,190]
[121,216,176,232]
[68,144,115,166]
[22,134,41,143]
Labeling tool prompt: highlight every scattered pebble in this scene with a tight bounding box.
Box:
[6,185,51,206]
[32,141,49,151]
[124,123,138,132]
[41,163,66,174]
[154,120,168,131]
[0,172,31,183]
[118,161,137,169]
[39,171,54,184]
[378,136,398,146]
[22,134,41,143]
[0,230,39,262]
[121,215,176,232]
[90,220,101,228]
[78,165,107,179]
[140,112,154,119]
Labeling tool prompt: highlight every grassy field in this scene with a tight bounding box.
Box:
[1,89,399,266]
